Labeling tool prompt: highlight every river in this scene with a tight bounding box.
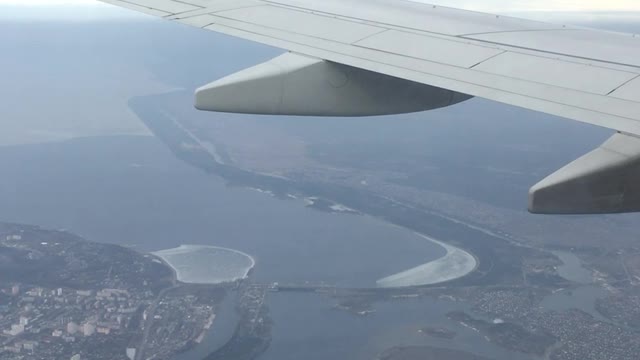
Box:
[261,292,536,360]
[0,134,498,360]
[177,292,240,360]
[552,250,592,284]
[0,136,448,289]
[541,250,609,322]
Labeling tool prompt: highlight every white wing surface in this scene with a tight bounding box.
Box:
[101,0,640,133]
[98,0,640,214]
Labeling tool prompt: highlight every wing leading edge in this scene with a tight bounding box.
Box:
[98,0,640,214]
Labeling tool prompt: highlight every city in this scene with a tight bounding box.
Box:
[0,224,224,360]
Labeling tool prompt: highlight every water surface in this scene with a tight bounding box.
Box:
[261,292,535,360]
[553,250,592,284]
[0,136,446,288]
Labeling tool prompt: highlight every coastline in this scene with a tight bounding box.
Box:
[298,201,479,288]
[376,232,478,288]
[149,253,179,285]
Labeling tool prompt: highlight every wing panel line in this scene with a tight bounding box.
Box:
[115,0,203,15]
[469,50,507,69]
[460,34,640,70]
[457,28,573,37]
[608,74,640,95]
[201,20,640,133]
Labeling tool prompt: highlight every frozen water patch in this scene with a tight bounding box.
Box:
[153,245,255,284]
[304,197,318,206]
[329,204,356,213]
[376,233,477,288]
[249,187,275,196]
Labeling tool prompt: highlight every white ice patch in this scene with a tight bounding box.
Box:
[304,197,318,206]
[329,204,355,212]
[153,245,255,285]
[250,188,274,196]
[376,233,476,288]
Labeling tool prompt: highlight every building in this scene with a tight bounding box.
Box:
[5,324,25,336]
[83,323,95,337]
[67,322,79,335]
[3,344,21,353]
[76,290,92,297]
[22,341,37,351]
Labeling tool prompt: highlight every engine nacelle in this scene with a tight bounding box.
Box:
[195,52,471,116]
[529,132,640,214]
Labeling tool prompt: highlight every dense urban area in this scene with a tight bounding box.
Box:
[0,223,228,360]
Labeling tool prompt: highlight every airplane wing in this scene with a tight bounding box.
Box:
[98,0,640,215]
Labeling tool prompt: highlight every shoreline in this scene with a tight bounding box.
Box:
[376,232,478,288]
[153,245,256,284]
[149,253,179,285]
[294,199,480,288]
[286,194,480,288]
[318,205,479,288]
